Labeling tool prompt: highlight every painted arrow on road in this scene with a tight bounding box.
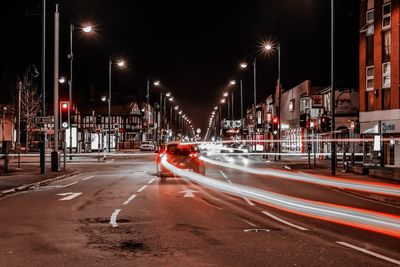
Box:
[56,192,82,201]
[180,189,198,198]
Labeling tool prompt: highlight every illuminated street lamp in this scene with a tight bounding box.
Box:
[67,22,94,158]
[240,62,248,69]
[220,98,226,104]
[58,77,66,84]
[223,92,228,97]
[262,40,281,159]
[108,56,126,152]
[230,80,236,85]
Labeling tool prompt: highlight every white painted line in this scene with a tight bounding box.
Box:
[241,219,257,227]
[243,197,256,206]
[336,242,400,266]
[180,189,198,198]
[262,211,308,231]
[284,165,292,170]
[62,182,78,188]
[110,209,122,228]
[82,176,94,181]
[219,170,228,179]
[57,192,82,201]
[148,178,155,184]
[123,194,137,205]
[137,185,148,193]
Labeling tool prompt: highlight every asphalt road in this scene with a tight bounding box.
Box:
[0,154,399,266]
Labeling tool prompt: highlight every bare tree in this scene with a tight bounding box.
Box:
[18,80,41,150]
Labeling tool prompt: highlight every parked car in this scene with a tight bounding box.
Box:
[156,142,205,180]
[140,141,156,151]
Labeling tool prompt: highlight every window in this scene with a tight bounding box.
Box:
[366,9,374,24]
[382,30,391,62]
[366,35,374,66]
[289,99,295,112]
[366,66,374,91]
[382,62,391,88]
[382,3,391,29]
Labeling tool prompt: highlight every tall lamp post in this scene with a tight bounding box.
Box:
[108,58,125,152]
[146,79,160,142]
[331,0,336,175]
[264,42,282,160]
[68,23,93,159]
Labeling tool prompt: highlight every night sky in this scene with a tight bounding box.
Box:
[1,0,359,131]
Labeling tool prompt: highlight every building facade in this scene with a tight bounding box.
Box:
[359,0,400,167]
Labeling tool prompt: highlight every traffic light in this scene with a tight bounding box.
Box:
[321,116,331,131]
[60,101,70,129]
[300,113,307,128]
[271,117,279,135]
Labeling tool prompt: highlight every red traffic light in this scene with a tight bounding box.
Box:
[273,117,279,124]
[60,101,69,110]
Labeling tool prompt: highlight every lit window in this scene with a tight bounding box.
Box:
[289,99,295,112]
[366,66,374,91]
[382,3,391,29]
[382,62,391,88]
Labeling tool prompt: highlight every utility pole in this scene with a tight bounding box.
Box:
[40,0,46,174]
[69,23,73,159]
[51,4,60,172]
[331,0,336,175]
[108,58,112,153]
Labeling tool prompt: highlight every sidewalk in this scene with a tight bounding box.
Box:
[250,156,400,207]
[0,164,79,197]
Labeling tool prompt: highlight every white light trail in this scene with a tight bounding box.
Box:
[200,156,400,197]
[161,157,400,238]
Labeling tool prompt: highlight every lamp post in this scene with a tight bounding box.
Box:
[264,42,282,160]
[108,57,125,152]
[331,0,336,175]
[146,79,160,142]
[67,23,93,159]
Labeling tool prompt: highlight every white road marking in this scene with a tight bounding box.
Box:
[148,178,155,184]
[243,197,256,206]
[62,182,78,188]
[227,179,233,184]
[82,176,94,181]
[336,242,400,265]
[123,194,137,205]
[110,209,122,227]
[57,192,82,201]
[240,219,258,227]
[137,185,148,193]
[219,170,228,179]
[180,189,198,198]
[262,211,308,231]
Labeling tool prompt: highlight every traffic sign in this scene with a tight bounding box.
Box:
[35,116,53,124]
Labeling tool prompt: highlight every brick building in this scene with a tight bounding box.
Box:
[359,0,400,167]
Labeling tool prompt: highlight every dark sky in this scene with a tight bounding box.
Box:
[1,0,359,131]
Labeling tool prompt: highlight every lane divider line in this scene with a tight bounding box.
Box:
[148,178,155,184]
[123,194,137,205]
[227,180,233,184]
[110,209,122,228]
[82,176,94,181]
[336,241,400,265]
[262,211,308,231]
[243,197,256,206]
[137,185,148,193]
[219,170,228,179]
[240,219,258,228]
[62,182,78,188]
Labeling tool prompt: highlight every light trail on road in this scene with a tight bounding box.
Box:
[200,156,400,197]
[161,157,400,238]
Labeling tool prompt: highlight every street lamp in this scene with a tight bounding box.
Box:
[146,78,161,142]
[263,41,282,159]
[58,77,66,84]
[68,22,93,158]
[108,57,126,152]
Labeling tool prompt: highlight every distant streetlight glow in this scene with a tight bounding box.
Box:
[214,106,218,110]
[230,80,236,85]
[265,44,273,51]
[166,92,171,97]
[223,92,228,97]
[153,80,160,86]
[82,25,93,33]
[240,62,248,69]
[169,97,174,102]
[117,60,125,67]
[58,77,66,84]
[221,98,226,104]
[101,96,107,102]
[174,106,179,110]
